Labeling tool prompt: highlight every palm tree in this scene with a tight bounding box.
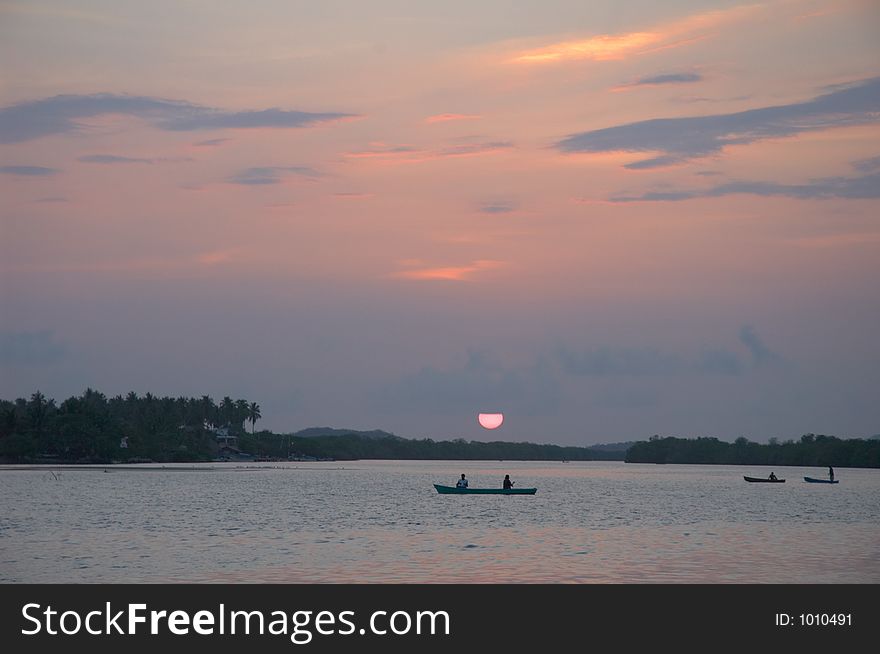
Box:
[220,396,235,427]
[247,402,261,434]
[235,399,249,431]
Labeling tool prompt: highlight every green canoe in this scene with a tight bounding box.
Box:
[434,484,537,495]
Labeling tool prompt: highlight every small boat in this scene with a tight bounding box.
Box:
[433,484,537,495]
[804,476,839,484]
[743,475,785,483]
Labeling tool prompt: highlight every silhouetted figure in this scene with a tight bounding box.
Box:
[768,472,777,481]
[503,474,514,489]
[829,466,834,482]
[456,473,468,489]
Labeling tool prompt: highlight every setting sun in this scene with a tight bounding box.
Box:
[478,413,505,429]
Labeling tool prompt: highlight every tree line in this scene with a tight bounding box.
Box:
[241,432,623,462]
[3,389,875,467]
[625,434,880,468]
[0,389,261,463]
[0,389,620,463]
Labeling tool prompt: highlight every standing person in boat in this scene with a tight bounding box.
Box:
[768,472,778,481]
[456,473,468,489]
[503,474,514,489]
[829,466,834,482]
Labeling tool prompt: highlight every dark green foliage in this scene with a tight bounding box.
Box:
[0,389,240,463]
[0,390,620,463]
[625,433,880,468]
[240,430,622,462]
[5,390,873,467]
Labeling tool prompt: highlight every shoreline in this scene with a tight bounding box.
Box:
[0,463,353,472]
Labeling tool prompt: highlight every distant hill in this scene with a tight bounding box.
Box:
[293,428,632,453]
[293,427,404,440]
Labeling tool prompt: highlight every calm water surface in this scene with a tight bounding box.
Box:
[2,460,878,583]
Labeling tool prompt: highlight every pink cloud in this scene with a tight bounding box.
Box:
[392,259,504,281]
[510,4,761,64]
[345,141,512,165]
[425,113,482,124]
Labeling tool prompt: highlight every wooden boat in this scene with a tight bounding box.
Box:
[433,484,537,495]
[804,476,839,484]
[743,475,785,483]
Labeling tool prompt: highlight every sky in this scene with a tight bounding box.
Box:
[1,0,879,445]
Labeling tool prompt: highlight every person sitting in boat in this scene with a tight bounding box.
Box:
[503,474,514,489]
[768,472,778,481]
[456,474,468,489]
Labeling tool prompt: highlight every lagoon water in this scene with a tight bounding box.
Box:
[2,460,878,583]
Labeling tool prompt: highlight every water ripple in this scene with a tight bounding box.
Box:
[1,461,878,582]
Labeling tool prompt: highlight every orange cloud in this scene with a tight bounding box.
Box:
[392,259,504,281]
[511,4,761,64]
[516,32,660,63]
